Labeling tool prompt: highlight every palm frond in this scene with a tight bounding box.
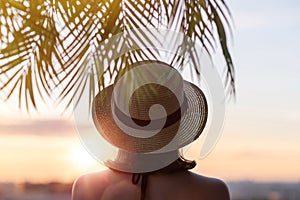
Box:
[0,0,64,110]
[0,0,235,112]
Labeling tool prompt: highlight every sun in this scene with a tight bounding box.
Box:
[70,143,99,170]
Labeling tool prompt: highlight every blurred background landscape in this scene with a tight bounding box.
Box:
[1,181,300,200]
[1,0,300,199]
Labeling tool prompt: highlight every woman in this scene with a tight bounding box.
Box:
[72,61,230,200]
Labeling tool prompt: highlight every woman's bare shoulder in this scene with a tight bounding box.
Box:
[72,170,121,200]
[184,171,230,200]
[72,171,109,200]
[72,170,139,200]
[150,171,230,200]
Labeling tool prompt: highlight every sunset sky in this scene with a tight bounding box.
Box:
[1,0,300,183]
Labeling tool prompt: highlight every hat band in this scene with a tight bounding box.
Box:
[112,96,188,131]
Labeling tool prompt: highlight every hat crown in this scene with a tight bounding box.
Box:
[113,62,185,122]
[129,84,181,122]
[113,62,184,123]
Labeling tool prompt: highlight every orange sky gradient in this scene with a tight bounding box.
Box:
[1,107,299,183]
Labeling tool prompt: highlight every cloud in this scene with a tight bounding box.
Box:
[0,119,76,136]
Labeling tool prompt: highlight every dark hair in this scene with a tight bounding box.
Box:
[132,155,196,200]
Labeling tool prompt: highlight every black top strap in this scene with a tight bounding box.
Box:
[132,173,148,200]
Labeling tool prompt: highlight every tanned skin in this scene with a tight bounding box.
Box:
[72,169,230,200]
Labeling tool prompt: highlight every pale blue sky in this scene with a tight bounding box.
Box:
[230,0,300,109]
[225,0,300,141]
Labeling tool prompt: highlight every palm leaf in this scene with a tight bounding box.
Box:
[0,0,65,111]
[0,0,235,112]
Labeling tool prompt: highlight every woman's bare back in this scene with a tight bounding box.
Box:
[72,169,230,200]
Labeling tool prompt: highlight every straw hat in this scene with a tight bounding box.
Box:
[92,61,208,157]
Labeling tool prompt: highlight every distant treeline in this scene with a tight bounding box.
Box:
[0,182,72,194]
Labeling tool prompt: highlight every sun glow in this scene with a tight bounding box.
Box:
[70,143,100,170]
